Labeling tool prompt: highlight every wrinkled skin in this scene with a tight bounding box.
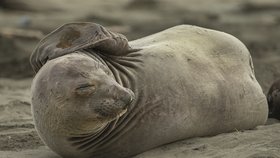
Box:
[31,23,268,158]
[30,22,136,72]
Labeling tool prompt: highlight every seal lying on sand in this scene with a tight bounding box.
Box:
[30,23,268,158]
[267,79,280,120]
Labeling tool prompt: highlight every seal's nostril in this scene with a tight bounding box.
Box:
[119,93,133,109]
[129,93,135,104]
[123,91,135,109]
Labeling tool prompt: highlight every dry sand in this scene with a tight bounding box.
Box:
[0,0,280,157]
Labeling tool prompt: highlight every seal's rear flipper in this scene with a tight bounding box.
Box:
[267,79,280,120]
[30,22,136,73]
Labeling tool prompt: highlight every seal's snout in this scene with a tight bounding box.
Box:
[108,84,135,108]
[113,86,135,109]
[122,88,135,108]
[94,86,135,119]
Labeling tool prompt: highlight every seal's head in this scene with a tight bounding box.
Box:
[31,52,135,146]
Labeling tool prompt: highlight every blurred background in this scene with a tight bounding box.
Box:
[0,0,280,155]
[0,0,280,91]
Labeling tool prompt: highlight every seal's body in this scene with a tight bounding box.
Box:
[31,23,268,158]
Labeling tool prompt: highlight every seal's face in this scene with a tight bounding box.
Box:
[32,53,134,134]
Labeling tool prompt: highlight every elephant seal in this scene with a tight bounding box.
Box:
[30,22,268,158]
[267,79,280,119]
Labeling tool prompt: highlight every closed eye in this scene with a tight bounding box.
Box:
[75,83,96,96]
[76,83,95,90]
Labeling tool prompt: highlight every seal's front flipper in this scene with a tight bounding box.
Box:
[30,22,136,73]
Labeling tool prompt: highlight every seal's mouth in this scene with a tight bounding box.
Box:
[93,87,135,121]
[117,108,128,118]
[117,96,134,117]
[95,106,128,120]
[95,94,134,120]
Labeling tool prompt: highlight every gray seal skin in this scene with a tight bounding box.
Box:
[30,22,268,158]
